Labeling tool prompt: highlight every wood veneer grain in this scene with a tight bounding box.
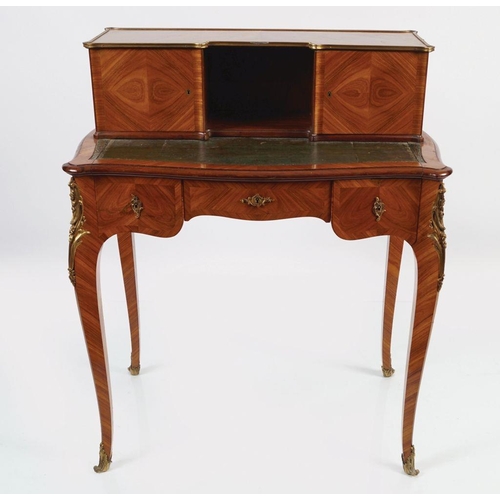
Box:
[90,49,203,136]
[314,51,428,136]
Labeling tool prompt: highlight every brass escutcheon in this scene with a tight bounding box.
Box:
[372,197,386,221]
[130,194,143,218]
[241,194,274,208]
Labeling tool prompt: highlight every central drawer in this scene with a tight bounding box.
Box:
[183,180,331,222]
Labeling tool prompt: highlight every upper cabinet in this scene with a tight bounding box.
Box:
[85,29,433,141]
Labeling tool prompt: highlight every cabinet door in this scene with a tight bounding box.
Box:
[314,51,428,137]
[90,49,204,136]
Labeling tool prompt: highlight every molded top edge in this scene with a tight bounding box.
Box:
[83,28,434,52]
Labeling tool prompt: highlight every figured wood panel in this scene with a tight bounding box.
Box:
[314,51,428,135]
[91,49,203,134]
[94,176,183,237]
[331,179,421,243]
[184,180,331,221]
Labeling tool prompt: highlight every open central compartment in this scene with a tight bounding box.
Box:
[204,46,314,137]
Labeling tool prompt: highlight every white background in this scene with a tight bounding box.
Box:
[1,6,499,494]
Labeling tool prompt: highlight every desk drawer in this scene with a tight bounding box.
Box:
[95,176,183,237]
[184,180,331,222]
[331,179,421,243]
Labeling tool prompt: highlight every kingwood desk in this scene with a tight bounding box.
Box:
[65,27,450,476]
[64,132,451,475]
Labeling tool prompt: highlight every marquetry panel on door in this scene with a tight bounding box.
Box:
[314,51,428,136]
[94,176,183,237]
[184,180,331,221]
[90,49,203,133]
[331,179,421,243]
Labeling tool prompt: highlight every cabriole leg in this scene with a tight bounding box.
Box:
[74,237,112,472]
[68,177,113,473]
[117,232,141,375]
[402,182,446,476]
[381,236,404,377]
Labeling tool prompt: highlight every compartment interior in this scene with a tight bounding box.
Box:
[204,46,314,137]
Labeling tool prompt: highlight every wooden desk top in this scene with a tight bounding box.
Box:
[84,28,433,52]
[64,132,451,182]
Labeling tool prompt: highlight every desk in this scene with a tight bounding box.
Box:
[63,28,452,476]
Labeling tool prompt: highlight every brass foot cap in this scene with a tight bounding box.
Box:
[93,443,112,473]
[402,445,420,476]
[128,364,141,376]
[381,365,395,377]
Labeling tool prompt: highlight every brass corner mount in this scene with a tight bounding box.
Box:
[428,183,446,291]
[68,179,90,287]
